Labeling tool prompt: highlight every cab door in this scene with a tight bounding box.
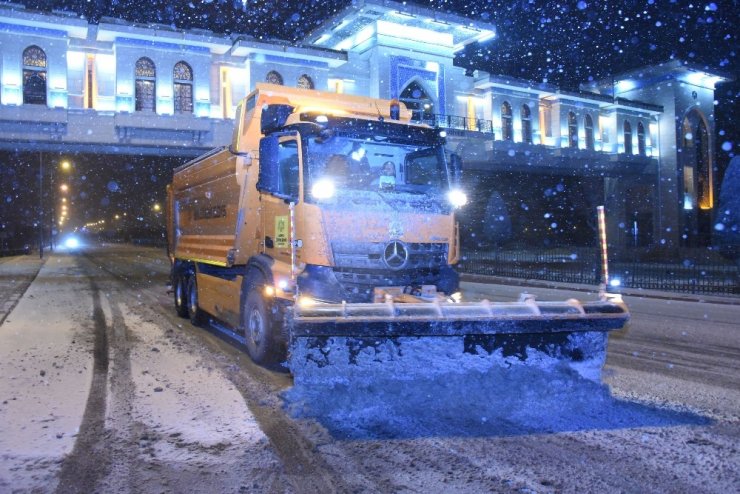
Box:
[257,132,302,270]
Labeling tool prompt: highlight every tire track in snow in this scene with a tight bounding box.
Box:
[102,295,141,493]
[83,246,359,493]
[55,278,112,494]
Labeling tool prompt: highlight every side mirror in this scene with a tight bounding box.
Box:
[261,104,294,135]
[257,135,280,192]
[389,99,400,120]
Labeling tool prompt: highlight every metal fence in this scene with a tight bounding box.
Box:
[0,247,32,257]
[458,247,739,296]
[419,114,494,134]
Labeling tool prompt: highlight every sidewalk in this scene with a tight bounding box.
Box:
[0,252,94,492]
[0,255,45,325]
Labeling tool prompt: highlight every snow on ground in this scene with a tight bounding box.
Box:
[0,255,43,324]
[0,252,284,493]
[0,255,94,491]
[2,247,738,492]
[118,306,270,461]
[284,336,707,440]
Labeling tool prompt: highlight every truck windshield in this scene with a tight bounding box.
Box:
[303,120,451,213]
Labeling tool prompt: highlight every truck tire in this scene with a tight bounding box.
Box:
[243,282,281,365]
[187,276,207,326]
[173,274,189,318]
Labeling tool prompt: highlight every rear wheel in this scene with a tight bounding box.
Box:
[243,278,282,365]
[173,274,189,318]
[187,276,207,326]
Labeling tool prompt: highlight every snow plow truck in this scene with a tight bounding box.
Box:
[166,84,628,380]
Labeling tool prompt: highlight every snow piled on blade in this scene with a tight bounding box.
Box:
[288,332,608,388]
[284,334,704,440]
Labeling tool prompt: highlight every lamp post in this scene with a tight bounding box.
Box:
[37,155,73,259]
[38,152,43,259]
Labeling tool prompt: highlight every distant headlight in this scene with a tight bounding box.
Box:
[64,236,80,249]
[311,179,336,200]
[447,189,468,208]
[609,278,621,288]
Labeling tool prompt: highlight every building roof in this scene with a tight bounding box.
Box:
[304,0,495,53]
[583,59,734,95]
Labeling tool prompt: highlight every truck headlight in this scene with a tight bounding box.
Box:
[447,189,468,208]
[311,179,336,200]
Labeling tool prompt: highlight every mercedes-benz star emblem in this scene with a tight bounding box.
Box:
[383,241,409,270]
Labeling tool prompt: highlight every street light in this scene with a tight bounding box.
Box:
[37,156,74,258]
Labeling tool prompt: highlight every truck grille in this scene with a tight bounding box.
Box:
[332,267,445,302]
[329,242,449,302]
[331,241,448,270]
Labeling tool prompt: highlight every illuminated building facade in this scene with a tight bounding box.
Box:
[0,1,728,248]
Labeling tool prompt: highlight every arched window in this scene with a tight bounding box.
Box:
[501,101,513,141]
[266,70,283,85]
[623,120,633,155]
[297,74,314,90]
[173,61,193,114]
[23,45,47,105]
[400,80,434,122]
[521,104,532,144]
[584,114,594,151]
[694,118,710,209]
[568,111,578,148]
[682,110,712,210]
[637,121,646,156]
[135,57,156,112]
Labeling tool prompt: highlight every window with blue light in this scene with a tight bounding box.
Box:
[297,74,314,90]
[624,120,633,155]
[501,101,512,141]
[173,61,193,114]
[22,45,47,105]
[266,70,284,85]
[585,114,594,151]
[521,104,532,144]
[568,111,578,148]
[135,57,156,112]
[637,121,646,156]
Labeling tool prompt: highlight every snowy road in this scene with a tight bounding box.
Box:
[0,244,738,493]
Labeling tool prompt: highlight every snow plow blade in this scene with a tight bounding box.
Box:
[290,296,628,337]
[287,295,629,383]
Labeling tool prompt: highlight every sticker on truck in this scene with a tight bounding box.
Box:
[275,216,289,248]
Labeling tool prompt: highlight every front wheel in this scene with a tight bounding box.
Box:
[187,276,207,326]
[243,287,282,365]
